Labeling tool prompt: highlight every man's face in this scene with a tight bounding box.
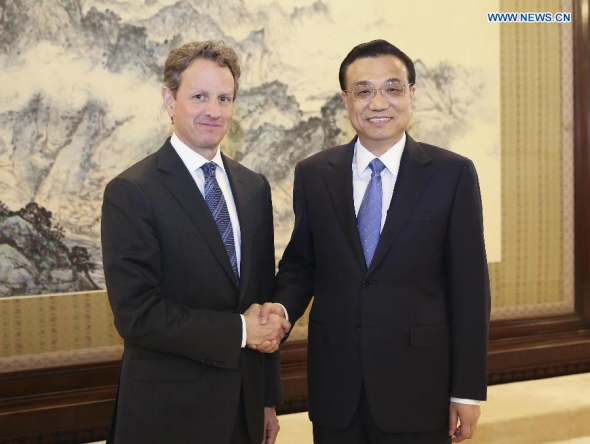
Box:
[162,58,235,157]
[341,55,415,154]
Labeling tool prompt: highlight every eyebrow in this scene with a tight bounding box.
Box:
[354,78,402,86]
[186,89,234,97]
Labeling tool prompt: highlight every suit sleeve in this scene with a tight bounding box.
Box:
[273,162,316,324]
[260,174,283,406]
[446,160,491,400]
[101,176,242,370]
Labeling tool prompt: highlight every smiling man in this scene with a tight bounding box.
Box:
[261,39,491,443]
[101,41,289,444]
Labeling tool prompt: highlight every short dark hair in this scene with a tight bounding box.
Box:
[338,39,415,90]
[164,40,241,98]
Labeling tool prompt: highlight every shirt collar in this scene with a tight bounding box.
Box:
[355,132,406,176]
[170,133,226,174]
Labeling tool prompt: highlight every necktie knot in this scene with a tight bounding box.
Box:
[368,158,386,176]
[201,162,216,179]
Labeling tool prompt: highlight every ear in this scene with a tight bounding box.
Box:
[408,85,416,105]
[162,86,175,118]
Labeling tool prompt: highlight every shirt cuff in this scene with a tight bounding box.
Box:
[450,397,480,405]
[240,314,247,348]
[274,303,289,321]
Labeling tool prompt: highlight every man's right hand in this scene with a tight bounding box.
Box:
[253,302,290,353]
[244,304,290,353]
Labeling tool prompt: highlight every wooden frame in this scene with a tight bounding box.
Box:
[0,2,589,441]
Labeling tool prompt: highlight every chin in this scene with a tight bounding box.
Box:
[196,139,221,149]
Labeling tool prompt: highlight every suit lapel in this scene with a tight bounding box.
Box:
[157,141,239,287]
[222,154,253,303]
[324,138,367,271]
[367,134,432,276]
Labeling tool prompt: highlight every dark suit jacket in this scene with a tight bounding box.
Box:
[101,139,281,444]
[274,134,490,433]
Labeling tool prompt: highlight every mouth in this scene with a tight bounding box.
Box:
[367,117,393,123]
[197,122,222,129]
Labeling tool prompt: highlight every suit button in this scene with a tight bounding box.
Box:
[362,280,372,289]
[357,325,361,331]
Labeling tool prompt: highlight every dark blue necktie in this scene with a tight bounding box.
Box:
[357,158,386,267]
[201,162,239,280]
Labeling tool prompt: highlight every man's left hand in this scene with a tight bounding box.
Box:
[449,402,480,442]
[262,407,280,444]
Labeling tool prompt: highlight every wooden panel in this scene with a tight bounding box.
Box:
[4,326,590,441]
[0,362,118,442]
[575,0,590,322]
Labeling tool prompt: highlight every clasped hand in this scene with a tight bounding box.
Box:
[244,303,290,353]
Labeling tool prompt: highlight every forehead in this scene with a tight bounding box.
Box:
[178,58,234,91]
[345,55,409,86]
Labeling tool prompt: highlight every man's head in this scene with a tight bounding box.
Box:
[339,40,416,155]
[162,41,241,158]
[339,40,415,91]
[164,40,241,99]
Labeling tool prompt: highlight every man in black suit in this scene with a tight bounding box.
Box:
[259,40,490,443]
[101,40,289,444]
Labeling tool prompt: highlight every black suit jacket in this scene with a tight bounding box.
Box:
[274,134,490,433]
[101,139,280,444]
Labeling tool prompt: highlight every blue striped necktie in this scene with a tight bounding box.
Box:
[357,158,386,267]
[201,162,239,281]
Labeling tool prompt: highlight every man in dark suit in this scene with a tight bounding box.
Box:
[101,40,290,444]
[259,40,490,443]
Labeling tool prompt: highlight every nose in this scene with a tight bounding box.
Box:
[204,99,221,118]
[368,88,389,111]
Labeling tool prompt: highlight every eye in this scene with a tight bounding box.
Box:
[354,86,373,98]
[385,83,404,94]
[193,94,206,102]
[219,95,233,104]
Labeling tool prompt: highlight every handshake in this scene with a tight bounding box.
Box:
[244,302,290,353]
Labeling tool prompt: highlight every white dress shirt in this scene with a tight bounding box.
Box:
[170,133,248,347]
[171,133,242,270]
[352,133,405,227]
